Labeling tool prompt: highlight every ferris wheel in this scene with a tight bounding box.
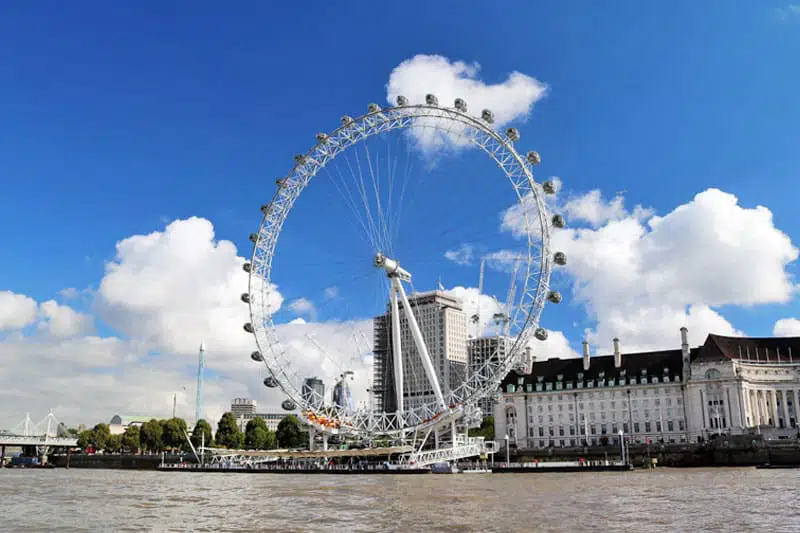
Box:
[242,93,568,440]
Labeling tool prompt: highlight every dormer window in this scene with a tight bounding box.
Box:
[537,376,544,383]
[620,369,627,377]
[641,369,647,376]
[599,371,605,378]
[577,372,584,380]
[557,374,564,381]
[663,367,669,374]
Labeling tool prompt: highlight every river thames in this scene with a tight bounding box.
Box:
[1,468,798,532]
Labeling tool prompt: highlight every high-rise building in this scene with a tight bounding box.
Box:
[302,377,325,410]
[231,398,256,418]
[468,335,512,417]
[373,290,468,414]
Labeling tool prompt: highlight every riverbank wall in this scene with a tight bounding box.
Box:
[50,453,193,470]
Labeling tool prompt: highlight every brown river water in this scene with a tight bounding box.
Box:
[0,468,797,532]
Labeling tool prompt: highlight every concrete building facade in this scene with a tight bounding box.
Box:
[494,329,800,450]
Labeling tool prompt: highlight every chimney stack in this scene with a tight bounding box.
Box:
[680,327,688,349]
[582,340,590,371]
[680,327,690,380]
[613,337,621,368]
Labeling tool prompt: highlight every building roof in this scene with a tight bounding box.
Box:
[695,334,800,363]
[109,415,153,426]
[501,349,683,388]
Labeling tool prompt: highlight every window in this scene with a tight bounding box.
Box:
[590,424,596,435]
[507,384,516,393]
[678,420,685,431]
[556,382,563,390]
[526,384,533,393]
[546,383,553,391]
[623,423,629,433]
[634,422,640,433]
[566,382,574,390]
[538,427,544,437]
[705,368,721,380]
[655,421,662,432]
[536,384,543,392]
[667,420,674,432]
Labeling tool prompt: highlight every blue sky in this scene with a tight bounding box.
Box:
[0,1,799,424]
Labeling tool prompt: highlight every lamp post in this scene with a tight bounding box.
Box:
[618,429,625,466]
[505,434,510,465]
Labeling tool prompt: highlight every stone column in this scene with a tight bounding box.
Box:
[780,390,790,429]
[770,390,779,427]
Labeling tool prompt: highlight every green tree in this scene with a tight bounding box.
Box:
[468,416,495,441]
[215,412,243,449]
[121,425,141,453]
[276,415,305,449]
[77,429,93,450]
[140,419,164,452]
[244,418,271,450]
[190,419,214,450]
[105,434,123,453]
[263,429,277,450]
[89,423,111,451]
[161,417,188,450]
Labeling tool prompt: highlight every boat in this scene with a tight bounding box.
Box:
[431,462,459,474]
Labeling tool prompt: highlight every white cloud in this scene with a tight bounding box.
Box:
[774,318,800,337]
[58,287,79,300]
[288,297,316,319]
[38,300,94,338]
[532,329,579,360]
[444,244,475,266]
[773,4,800,21]
[385,54,547,150]
[502,187,797,353]
[0,291,39,332]
[323,286,339,300]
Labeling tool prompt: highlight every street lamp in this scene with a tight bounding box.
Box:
[618,429,625,466]
[504,434,510,465]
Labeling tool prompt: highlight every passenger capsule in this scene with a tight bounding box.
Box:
[425,94,438,106]
[243,323,254,333]
[481,109,495,124]
[542,180,557,195]
[553,252,567,266]
[241,293,250,304]
[506,128,520,142]
[527,151,541,165]
[260,204,271,216]
[263,376,278,388]
[454,98,467,112]
[316,132,329,143]
[551,214,566,228]
[294,154,308,165]
[281,399,297,411]
[534,327,548,341]
[547,290,562,304]
[243,262,251,273]
[368,103,382,113]
[250,350,263,362]
[396,95,409,106]
[248,233,259,244]
[276,178,286,187]
[341,115,354,126]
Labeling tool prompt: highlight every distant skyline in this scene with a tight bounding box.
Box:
[0,2,798,427]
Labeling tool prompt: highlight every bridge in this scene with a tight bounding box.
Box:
[0,412,78,448]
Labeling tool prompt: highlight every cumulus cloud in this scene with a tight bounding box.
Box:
[0,291,39,332]
[323,286,339,300]
[288,297,316,319]
[506,187,798,352]
[38,300,94,338]
[444,244,475,266]
[773,4,800,22]
[385,54,547,150]
[774,318,800,337]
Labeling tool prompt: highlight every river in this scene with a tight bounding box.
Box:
[1,468,797,532]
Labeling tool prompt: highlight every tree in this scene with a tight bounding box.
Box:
[215,412,243,449]
[263,429,277,450]
[244,418,272,450]
[469,416,495,441]
[77,429,93,450]
[121,425,141,453]
[190,419,214,450]
[89,423,111,451]
[105,434,123,453]
[161,417,188,450]
[140,419,164,453]
[276,415,305,449]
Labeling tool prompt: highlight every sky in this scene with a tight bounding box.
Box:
[1,1,799,430]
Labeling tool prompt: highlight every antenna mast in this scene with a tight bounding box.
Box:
[196,343,206,422]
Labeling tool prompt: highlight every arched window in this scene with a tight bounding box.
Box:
[705,368,721,380]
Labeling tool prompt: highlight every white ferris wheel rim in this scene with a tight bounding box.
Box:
[245,99,555,438]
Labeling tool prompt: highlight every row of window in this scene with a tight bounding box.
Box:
[529,407,679,424]
[506,373,680,393]
[524,419,686,438]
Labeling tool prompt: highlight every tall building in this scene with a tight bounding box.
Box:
[372,290,468,414]
[468,336,512,417]
[302,377,325,410]
[230,398,286,432]
[494,329,800,450]
[231,398,257,418]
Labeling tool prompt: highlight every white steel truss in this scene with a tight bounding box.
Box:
[246,100,555,438]
[403,434,496,468]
